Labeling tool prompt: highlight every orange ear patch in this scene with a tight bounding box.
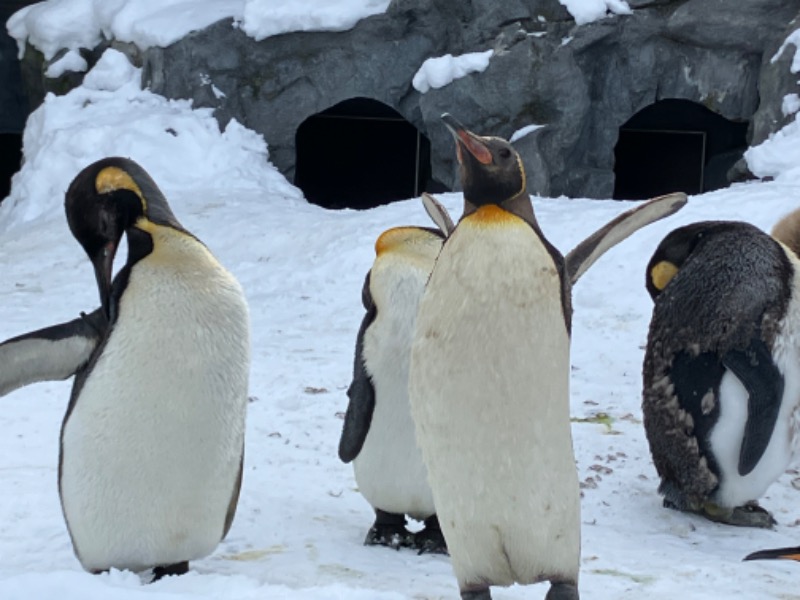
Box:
[458,131,493,165]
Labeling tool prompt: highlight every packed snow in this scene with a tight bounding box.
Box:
[558,0,631,26]
[4,8,800,600]
[412,50,494,94]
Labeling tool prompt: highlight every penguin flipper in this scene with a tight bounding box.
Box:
[744,546,800,561]
[421,193,456,237]
[339,274,377,463]
[721,340,784,477]
[566,192,687,285]
[0,308,105,397]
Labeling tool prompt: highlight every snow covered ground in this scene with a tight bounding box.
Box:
[3,3,800,599]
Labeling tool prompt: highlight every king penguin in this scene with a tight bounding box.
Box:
[642,209,800,528]
[339,215,450,554]
[1,157,251,579]
[407,115,686,600]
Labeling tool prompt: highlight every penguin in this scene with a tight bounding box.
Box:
[642,210,800,528]
[407,114,686,600]
[2,157,251,580]
[339,221,449,554]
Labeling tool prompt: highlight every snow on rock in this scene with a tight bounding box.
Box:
[240,0,391,41]
[6,0,391,58]
[558,0,632,26]
[44,49,88,78]
[772,28,800,73]
[412,50,493,94]
[0,48,300,231]
[782,93,800,117]
[510,124,544,143]
[745,115,800,183]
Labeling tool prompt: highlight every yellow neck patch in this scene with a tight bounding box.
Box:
[469,204,520,224]
[375,227,436,256]
[651,260,679,291]
[95,166,146,210]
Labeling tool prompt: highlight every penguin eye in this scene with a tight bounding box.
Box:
[499,148,512,160]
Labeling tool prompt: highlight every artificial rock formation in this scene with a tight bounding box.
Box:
[14,0,800,199]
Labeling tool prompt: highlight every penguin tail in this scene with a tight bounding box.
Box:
[743,546,800,562]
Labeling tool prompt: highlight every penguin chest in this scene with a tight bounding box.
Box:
[409,211,579,585]
[60,239,250,572]
[354,261,435,517]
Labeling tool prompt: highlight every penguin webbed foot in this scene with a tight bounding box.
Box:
[545,582,580,600]
[364,510,414,550]
[460,586,492,600]
[414,515,448,555]
[668,498,776,529]
[716,502,776,529]
[151,561,189,582]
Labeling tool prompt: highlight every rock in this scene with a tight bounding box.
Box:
[11,0,800,199]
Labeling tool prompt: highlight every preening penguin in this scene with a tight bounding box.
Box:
[339,224,447,553]
[642,212,800,528]
[2,157,251,579]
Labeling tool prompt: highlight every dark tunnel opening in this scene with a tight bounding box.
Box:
[613,99,749,200]
[0,133,22,201]
[294,97,446,210]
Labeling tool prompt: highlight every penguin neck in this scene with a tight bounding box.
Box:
[462,191,537,228]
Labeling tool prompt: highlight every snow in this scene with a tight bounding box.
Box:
[509,124,544,143]
[783,93,800,116]
[44,49,87,78]
[4,18,800,600]
[772,28,800,73]
[412,50,494,94]
[558,0,632,26]
[6,0,391,60]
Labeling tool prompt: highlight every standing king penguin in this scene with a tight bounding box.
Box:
[1,157,251,579]
[642,209,800,528]
[408,115,686,600]
[339,220,449,554]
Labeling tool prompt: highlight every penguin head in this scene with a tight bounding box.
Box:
[645,222,717,300]
[441,114,527,209]
[65,157,182,318]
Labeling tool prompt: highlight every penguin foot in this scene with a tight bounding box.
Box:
[364,510,414,550]
[460,586,492,600]
[151,561,189,582]
[545,582,580,600]
[702,502,776,529]
[414,515,448,555]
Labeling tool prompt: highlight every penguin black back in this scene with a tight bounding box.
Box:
[643,221,794,513]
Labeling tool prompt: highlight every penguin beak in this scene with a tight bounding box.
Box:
[441,113,493,166]
[91,241,116,321]
[744,547,800,562]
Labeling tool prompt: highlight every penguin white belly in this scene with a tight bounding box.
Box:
[410,211,580,588]
[354,264,435,519]
[711,282,800,508]
[60,236,250,573]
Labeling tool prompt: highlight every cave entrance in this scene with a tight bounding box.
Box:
[294,98,440,210]
[0,133,22,202]
[613,99,749,200]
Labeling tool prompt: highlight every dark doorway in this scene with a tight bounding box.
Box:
[294,98,443,210]
[613,99,749,200]
[0,133,22,201]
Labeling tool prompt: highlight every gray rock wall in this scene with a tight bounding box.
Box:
[17,0,800,199]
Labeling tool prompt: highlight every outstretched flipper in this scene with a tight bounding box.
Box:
[338,273,377,463]
[422,192,456,237]
[722,339,784,476]
[744,546,800,562]
[0,308,105,397]
[566,192,687,284]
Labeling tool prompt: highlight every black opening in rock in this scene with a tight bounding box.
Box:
[613,99,749,200]
[294,97,441,210]
[0,133,22,202]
